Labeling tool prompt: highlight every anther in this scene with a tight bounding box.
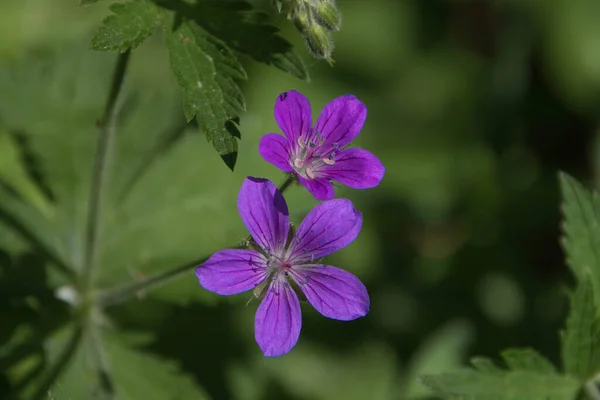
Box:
[322,158,335,166]
[306,165,315,179]
[294,158,304,169]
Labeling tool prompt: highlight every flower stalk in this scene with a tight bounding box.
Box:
[81,50,131,295]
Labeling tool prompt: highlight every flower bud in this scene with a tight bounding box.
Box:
[304,23,334,60]
[313,1,341,31]
[272,0,283,13]
[292,8,311,33]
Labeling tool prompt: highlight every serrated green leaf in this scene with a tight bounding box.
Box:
[90,1,162,52]
[161,0,309,80]
[470,357,502,373]
[421,370,580,400]
[562,273,600,379]
[165,18,245,171]
[559,172,600,305]
[501,348,557,374]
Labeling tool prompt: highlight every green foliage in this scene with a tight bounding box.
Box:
[421,349,579,400]
[90,1,162,52]
[84,0,308,170]
[0,46,245,398]
[559,172,600,301]
[561,273,600,379]
[165,18,245,171]
[403,320,473,398]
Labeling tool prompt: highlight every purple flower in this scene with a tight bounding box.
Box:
[196,177,370,357]
[259,90,385,200]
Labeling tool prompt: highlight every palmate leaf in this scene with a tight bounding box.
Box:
[165,17,246,171]
[559,172,600,306]
[90,0,162,52]
[421,349,580,400]
[0,45,251,396]
[561,272,600,380]
[16,325,209,400]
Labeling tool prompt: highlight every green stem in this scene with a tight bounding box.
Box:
[97,257,207,308]
[96,173,297,308]
[81,50,131,293]
[278,173,296,193]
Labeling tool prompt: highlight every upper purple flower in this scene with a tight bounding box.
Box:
[259,90,385,200]
[196,177,370,357]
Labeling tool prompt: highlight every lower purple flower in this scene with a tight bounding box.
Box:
[196,177,370,357]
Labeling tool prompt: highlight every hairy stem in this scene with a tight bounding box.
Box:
[81,50,131,293]
[96,173,298,307]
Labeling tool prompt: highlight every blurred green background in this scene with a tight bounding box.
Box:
[1,0,599,399]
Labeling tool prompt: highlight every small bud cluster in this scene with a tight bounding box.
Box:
[275,0,342,63]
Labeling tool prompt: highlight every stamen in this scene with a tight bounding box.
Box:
[306,165,315,179]
[293,158,304,169]
[297,136,307,148]
[322,158,335,166]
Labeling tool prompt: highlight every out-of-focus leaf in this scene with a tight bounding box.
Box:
[561,273,600,379]
[0,130,52,218]
[258,342,398,400]
[48,329,210,400]
[102,333,211,399]
[0,45,256,305]
[404,320,473,399]
[81,0,106,4]
[501,348,557,374]
[165,18,245,170]
[421,369,580,400]
[559,172,600,305]
[470,357,502,373]
[0,49,110,271]
[90,1,162,52]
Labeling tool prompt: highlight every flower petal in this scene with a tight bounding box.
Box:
[288,198,362,262]
[314,95,367,149]
[238,177,290,254]
[258,134,294,173]
[322,148,385,189]
[297,176,334,201]
[274,90,312,143]
[196,249,269,295]
[292,265,369,320]
[255,280,302,357]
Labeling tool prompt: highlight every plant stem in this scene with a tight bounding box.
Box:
[97,257,207,308]
[81,50,131,293]
[96,173,298,307]
[278,173,296,193]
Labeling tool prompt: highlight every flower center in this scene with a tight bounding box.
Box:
[290,133,338,179]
